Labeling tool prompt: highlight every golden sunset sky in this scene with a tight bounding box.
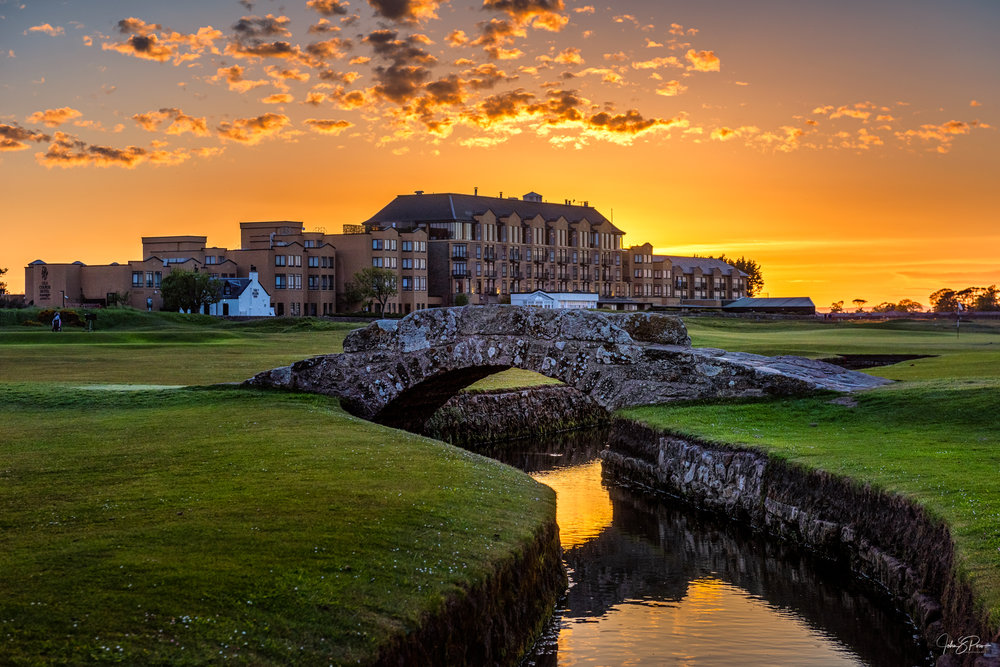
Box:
[2,0,997,307]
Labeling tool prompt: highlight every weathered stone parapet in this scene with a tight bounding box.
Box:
[601,419,999,666]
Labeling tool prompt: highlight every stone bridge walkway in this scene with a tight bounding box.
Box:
[245,306,889,430]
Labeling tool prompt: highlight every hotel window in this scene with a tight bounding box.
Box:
[372,257,384,268]
[402,258,413,269]
[304,240,316,248]
[388,239,397,251]
[292,255,301,267]
[372,239,384,250]
[154,272,162,288]
[402,241,413,252]
[275,255,287,267]
[308,276,319,290]
[146,272,154,288]
[308,256,319,268]
[205,256,217,265]
[275,274,287,289]
[131,272,142,287]
[291,274,302,290]
[402,277,412,291]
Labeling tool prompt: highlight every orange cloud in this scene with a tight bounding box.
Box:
[25,24,65,37]
[367,0,447,22]
[655,79,687,96]
[307,0,350,15]
[554,47,583,65]
[102,18,222,65]
[262,93,294,104]
[35,131,192,168]
[484,0,569,32]
[28,107,83,128]
[132,108,210,136]
[830,105,871,120]
[212,65,269,93]
[685,49,720,72]
[217,113,291,144]
[632,56,682,70]
[0,123,51,151]
[304,118,354,134]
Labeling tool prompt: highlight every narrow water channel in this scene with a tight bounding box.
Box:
[478,427,932,666]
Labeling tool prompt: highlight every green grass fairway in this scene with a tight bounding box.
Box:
[0,312,555,664]
[0,313,361,385]
[623,316,1000,627]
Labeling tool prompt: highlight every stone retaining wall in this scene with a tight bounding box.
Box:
[424,384,606,445]
[373,520,566,666]
[602,419,999,667]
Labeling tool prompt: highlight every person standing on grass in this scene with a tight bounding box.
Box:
[51,311,61,332]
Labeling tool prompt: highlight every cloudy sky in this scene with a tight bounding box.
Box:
[2,0,998,307]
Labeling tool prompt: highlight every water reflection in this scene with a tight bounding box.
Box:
[477,428,931,667]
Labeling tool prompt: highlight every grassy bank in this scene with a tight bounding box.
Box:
[622,317,1000,626]
[0,311,556,664]
[0,310,361,385]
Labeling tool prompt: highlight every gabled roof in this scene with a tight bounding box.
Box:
[219,278,252,298]
[365,192,622,233]
[660,256,746,276]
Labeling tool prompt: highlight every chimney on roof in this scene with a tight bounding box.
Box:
[583,200,589,207]
[474,186,478,196]
[414,190,424,195]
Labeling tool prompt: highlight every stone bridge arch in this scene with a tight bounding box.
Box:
[246,305,888,431]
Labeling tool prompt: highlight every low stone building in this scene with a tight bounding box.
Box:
[510,290,599,309]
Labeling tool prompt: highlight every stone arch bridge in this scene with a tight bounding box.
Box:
[246,306,888,431]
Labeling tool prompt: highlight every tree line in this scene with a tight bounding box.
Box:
[829,284,998,313]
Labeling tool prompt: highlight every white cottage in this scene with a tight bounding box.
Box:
[510,290,599,310]
[209,271,275,317]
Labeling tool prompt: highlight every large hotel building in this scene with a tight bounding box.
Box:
[24,190,747,314]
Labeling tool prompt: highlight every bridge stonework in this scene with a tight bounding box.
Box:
[245,306,889,430]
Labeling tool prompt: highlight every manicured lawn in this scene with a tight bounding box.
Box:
[622,316,1000,627]
[0,311,555,664]
[0,311,362,385]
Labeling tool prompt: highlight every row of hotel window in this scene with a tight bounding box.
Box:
[372,239,428,252]
[631,284,730,297]
[371,257,427,269]
[132,271,162,288]
[452,262,622,280]
[274,274,335,290]
[275,255,334,268]
[451,245,622,265]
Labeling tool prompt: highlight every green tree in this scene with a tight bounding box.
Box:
[829,300,844,313]
[160,270,222,314]
[454,292,469,306]
[929,288,958,312]
[872,302,896,313]
[974,285,999,311]
[350,267,397,314]
[0,266,7,295]
[896,298,923,313]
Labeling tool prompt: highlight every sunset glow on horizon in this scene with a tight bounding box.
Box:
[2,0,997,308]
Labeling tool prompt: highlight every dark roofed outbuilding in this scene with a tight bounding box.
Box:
[723,297,816,314]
